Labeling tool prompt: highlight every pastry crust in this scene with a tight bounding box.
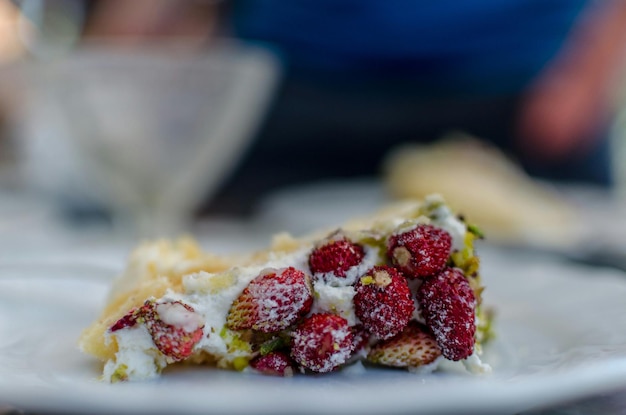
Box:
[79,238,241,361]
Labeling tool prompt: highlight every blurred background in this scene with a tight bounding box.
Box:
[4,3,626,413]
[0,0,626,257]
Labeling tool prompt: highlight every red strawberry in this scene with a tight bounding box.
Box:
[353,265,414,340]
[142,300,205,362]
[227,267,313,333]
[367,322,442,368]
[109,307,141,332]
[416,267,476,361]
[250,351,295,377]
[291,313,353,373]
[387,224,452,278]
[309,233,364,277]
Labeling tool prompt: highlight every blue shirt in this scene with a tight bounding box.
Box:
[234,0,589,93]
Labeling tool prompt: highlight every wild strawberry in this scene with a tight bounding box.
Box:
[109,307,142,332]
[250,351,295,377]
[416,267,476,361]
[367,322,442,368]
[291,313,353,373]
[142,300,205,362]
[227,267,313,333]
[309,233,365,277]
[387,224,452,278]
[353,265,414,340]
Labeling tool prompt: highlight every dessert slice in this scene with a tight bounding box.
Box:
[79,195,494,381]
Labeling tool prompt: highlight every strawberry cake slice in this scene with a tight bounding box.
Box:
[79,195,494,381]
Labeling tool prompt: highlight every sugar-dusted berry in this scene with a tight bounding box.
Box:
[227,267,313,333]
[142,300,205,362]
[291,313,353,373]
[416,267,476,361]
[309,233,365,278]
[250,351,295,377]
[387,224,452,278]
[353,265,414,340]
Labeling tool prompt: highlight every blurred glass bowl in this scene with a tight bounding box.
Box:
[15,40,280,236]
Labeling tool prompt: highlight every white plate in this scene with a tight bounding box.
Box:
[2,248,626,415]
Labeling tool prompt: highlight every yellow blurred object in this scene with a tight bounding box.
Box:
[383,133,581,249]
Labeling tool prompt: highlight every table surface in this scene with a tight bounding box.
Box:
[2,392,626,415]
